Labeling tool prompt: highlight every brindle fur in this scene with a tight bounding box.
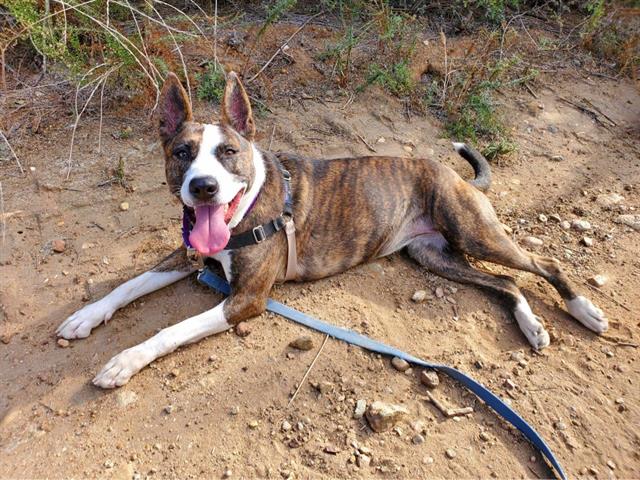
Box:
[159,72,585,335]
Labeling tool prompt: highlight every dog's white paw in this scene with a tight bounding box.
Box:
[566,296,608,334]
[514,298,550,350]
[57,300,116,339]
[93,347,152,389]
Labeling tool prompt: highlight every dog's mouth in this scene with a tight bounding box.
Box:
[188,188,244,256]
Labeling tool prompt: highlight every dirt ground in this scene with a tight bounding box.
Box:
[1,22,640,480]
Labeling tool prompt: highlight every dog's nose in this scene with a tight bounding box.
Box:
[189,176,219,201]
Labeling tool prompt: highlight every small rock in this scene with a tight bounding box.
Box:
[289,335,314,351]
[588,467,599,475]
[607,460,616,470]
[411,290,428,303]
[423,456,434,465]
[354,399,367,419]
[554,421,567,431]
[412,434,425,445]
[522,236,543,248]
[479,431,490,442]
[235,322,251,337]
[170,368,180,377]
[222,469,232,478]
[57,338,70,348]
[445,448,456,459]
[503,379,517,390]
[549,213,562,222]
[538,214,548,223]
[357,454,371,468]
[377,137,386,144]
[391,357,410,372]
[365,401,408,433]
[229,406,239,416]
[571,219,591,231]
[281,420,292,432]
[435,287,445,298]
[595,193,623,208]
[581,236,594,247]
[163,405,174,414]
[104,460,114,469]
[420,370,440,389]
[510,351,524,362]
[547,125,559,134]
[526,100,540,116]
[403,145,413,153]
[560,220,571,230]
[550,155,565,162]
[587,274,607,287]
[247,420,259,429]
[115,390,138,407]
[119,202,129,211]
[616,214,640,231]
[502,223,513,234]
[51,239,66,253]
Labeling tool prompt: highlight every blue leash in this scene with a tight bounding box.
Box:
[197,268,566,480]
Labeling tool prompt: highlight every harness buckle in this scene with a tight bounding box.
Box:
[282,169,291,182]
[252,225,266,243]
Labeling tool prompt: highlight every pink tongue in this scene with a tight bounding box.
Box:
[189,205,230,256]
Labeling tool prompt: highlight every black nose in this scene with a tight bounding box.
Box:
[189,176,219,201]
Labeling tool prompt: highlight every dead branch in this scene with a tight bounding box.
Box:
[0,130,24,174]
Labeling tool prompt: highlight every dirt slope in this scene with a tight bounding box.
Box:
[1,67,639,479]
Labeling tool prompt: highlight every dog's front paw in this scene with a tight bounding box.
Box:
[93,347,152,388]
[56,300,116,339]
[514,300,550,350]
[566,296,608,334]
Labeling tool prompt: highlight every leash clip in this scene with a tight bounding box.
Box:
[252,225,266,243]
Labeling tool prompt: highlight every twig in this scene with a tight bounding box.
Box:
[424,391,473,418]
[0,130,24,174]
[0,182,5,248]
[248,12,323,83]
[213,0,218,66]
[600,336,638,348]
[524,82,538,99]
[288,334,329,407]
[584,282,632,312]
[268,125,276,151]
[356,133,377,153]
[439,30,448,106]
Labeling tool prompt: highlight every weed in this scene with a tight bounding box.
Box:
[196,63,225,103]
[364,60,414,96]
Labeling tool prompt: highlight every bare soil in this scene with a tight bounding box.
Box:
[1,24,640,480]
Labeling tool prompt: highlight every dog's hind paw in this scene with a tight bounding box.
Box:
[93,347,151,389]
[514,298,550,350]
[566,296,608,334]
[56,300,116,339]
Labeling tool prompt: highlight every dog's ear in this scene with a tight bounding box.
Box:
[221,71,255,140]
[158,72,192,142]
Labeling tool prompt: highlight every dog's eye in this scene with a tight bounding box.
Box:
[224,147,237,156]
[173,146,191,162]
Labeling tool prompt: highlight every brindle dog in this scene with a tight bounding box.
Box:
[57,72,608,388]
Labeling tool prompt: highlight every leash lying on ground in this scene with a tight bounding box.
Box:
[197,267,566,480]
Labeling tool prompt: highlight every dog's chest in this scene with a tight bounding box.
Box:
[211,251,233,281]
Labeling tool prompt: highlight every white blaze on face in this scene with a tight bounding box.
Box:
[228,144,266,229]
[180,124,245,207]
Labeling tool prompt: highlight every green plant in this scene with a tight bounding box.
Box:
[364,60,414,96]
[459,0,521,24]
[196,62,225,103]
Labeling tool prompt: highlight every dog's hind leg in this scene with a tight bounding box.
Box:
[57,247,195,339]
[407,237,550,350]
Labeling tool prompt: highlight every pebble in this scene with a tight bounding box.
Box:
[119,202,129,211]
[223,469,232,478]
[445,449,457,459]
[435,287,445,298]
[170,368,180,377]
[560,221,571,230]
[588,274,607,287]
[547,125,559,134]
[538,214,548,222]
[247,420,259,429]
[479,431,490,442]
[163,405,174,414]
[377,137,386,144]
[51,239,66,253]
[104,460,114,469]
[235,322,251,337]
[281,420,292,432]
[423,456,434,465]
[595,193,623,208]
[420,370,440,388]
[115,390,138,407]
[356,454,371,468]
[503,379,517,390]
[412,434,425,445]
[57,338,70,348]
[581,236,594,247]
[522,236,543,248]
[550,155,565,162]
[411,290,428,303]
[607,460,616,470]
[554,421,567,431]
[391,357,410,372]
[365,401,408,433]
[354,399,366,419]
[549,213,562,222]
[616,214,640,231]
[229,406,239,416]
[289,335,314,351]
[403,145,413,153]
[571,219,591,231]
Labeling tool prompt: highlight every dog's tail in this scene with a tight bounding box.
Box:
[452,142,492,192]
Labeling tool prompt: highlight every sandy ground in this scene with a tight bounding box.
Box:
[1,29,640,480]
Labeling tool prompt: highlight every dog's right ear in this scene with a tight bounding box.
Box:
[158,73,192,143]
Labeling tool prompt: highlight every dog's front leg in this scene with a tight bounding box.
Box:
[92,299,232,388]
[57,248,195,339]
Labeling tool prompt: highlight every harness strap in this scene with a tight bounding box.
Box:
[197,268,567,480]
[284,219,299,281]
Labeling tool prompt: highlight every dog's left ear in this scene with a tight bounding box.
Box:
[158,72,192,143]
[221,71,255,141]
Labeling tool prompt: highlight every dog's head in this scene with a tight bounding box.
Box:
[158,71,265,256]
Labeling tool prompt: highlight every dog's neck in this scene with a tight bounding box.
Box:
[228,145,286,235]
